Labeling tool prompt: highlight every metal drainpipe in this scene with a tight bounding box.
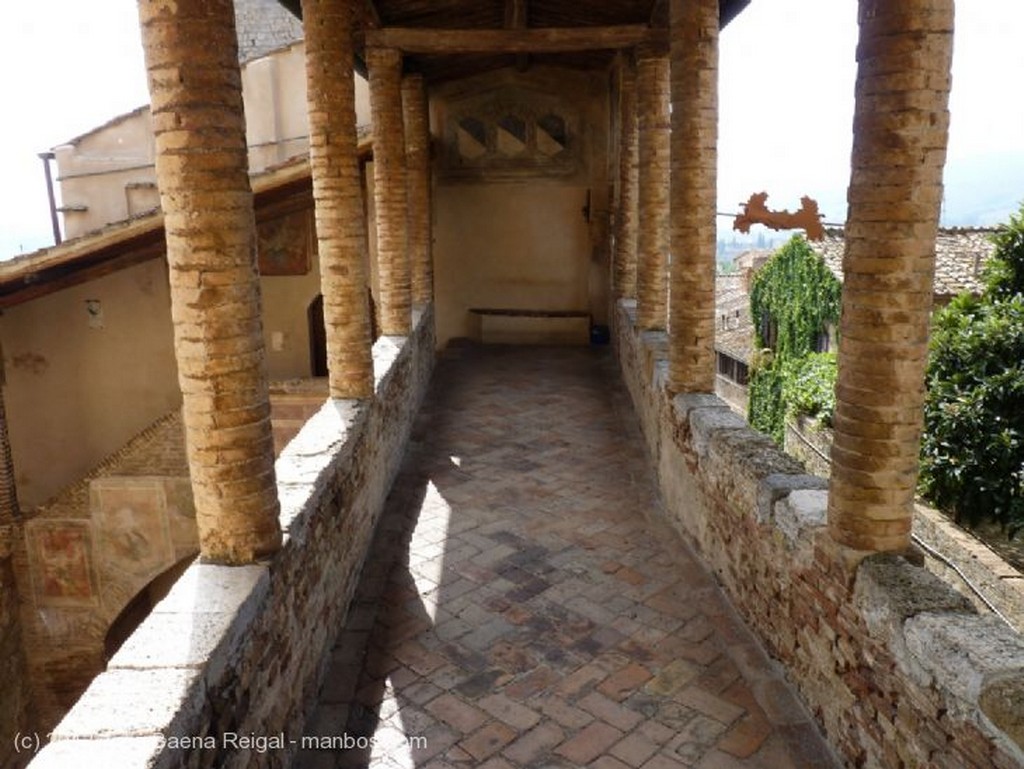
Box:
[38,151,62,246]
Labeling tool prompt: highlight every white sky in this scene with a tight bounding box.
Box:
[1,0,1022,258]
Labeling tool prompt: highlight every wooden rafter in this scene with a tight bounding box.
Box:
[362,0,381,29]
[504,0,529,70]
[364,24,658,55]
[504,0,528,30]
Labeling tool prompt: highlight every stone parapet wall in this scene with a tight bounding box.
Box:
[613,300,1024,769]
[27,306,436,769]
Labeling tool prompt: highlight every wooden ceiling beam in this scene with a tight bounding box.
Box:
[364,24,658,55]
[504,0,530,71]
[362,0,382,29]
[504,0,528,30]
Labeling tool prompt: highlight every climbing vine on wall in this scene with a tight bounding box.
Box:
[748,235,842,443]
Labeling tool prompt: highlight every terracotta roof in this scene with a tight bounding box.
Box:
[716,227,1000,364]
[236,0,304,63]
[809,227,998,298]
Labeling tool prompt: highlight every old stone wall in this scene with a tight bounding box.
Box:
[0,554,32,769]
[27,306,435,769]
[12,411,193,734]
[613,300,1024,769]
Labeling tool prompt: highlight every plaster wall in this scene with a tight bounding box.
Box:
[55,40,373,241]
[431,67,610,348]
[1,258,180,510]
[613,300,1024,769]
[54,109,158,239]
[260,245,324,381]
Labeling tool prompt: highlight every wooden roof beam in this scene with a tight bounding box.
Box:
[363,0,381,28]
[364,24,659,55]
[504,0,530,71]
[504,0,528,30]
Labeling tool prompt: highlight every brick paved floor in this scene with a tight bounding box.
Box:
[293,344,840,769]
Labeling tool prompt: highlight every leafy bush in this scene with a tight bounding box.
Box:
[919,206,1024,535]
[783,352,837,425]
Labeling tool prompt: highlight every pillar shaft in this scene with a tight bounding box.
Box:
[402,73,433,305]
[367,47,411,335]
[138,0,280,563]
[667,0,719,393]
[828,0,954,552]
[613,59,639,301]
[302,0,374,399]
[635,51,670,331]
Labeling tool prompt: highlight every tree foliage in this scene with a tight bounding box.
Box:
[748,236,842,443]
[920,207,1024,534]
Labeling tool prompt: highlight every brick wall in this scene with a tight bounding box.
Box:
[613,300,1024,769]
[12,411,191,734]
[0,555,32,769]
[27,306,435,768]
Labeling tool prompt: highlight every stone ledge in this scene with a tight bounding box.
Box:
[51,668,203,740]
[906,613,1024,756]
[772,488,828,544]
[29,306,437,769]
[914,503,1024,633]
[613,300,1024,767]
[26,736,165,769]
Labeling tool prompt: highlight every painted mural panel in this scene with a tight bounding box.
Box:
[258,209,312,275]
[25,520,99,607]
[91,478,175,580]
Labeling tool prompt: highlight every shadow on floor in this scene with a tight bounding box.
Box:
[294,343,839,769]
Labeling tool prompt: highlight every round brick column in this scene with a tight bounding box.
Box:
[613,59,639,301]
[668,0,718,393]
[828,0,954,552]
[635,49,671,332]
[302,0,374,399]
[137,0,280,563]
[402,73,433,305]
[367,47,411,336]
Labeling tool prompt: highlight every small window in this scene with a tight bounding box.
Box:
[456,117,488,160]
[537,113,567,156]
[496,114,528,156]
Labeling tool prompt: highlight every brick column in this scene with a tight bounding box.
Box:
[138,0,280,563]
[367,47,411,335]
[828,0,954,552]
[635,48,670,331]
[613,58,639,301]
[403,73,433,305]
[668,0,718,393]
[302,0,374,399]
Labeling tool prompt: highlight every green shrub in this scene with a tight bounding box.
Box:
[919,206,1024,535]
[783,352,837,425]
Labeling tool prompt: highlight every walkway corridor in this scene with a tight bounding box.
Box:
[294,345,839,769]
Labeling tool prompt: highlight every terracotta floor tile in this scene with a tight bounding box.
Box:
[294,346,839,769]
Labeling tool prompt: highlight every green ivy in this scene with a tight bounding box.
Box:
[748,236,842,443]
[920,206,1024,535]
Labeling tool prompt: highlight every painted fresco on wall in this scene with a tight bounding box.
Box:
[258,209,312,275]
[25,520,99,607]
[91,478,176,580]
